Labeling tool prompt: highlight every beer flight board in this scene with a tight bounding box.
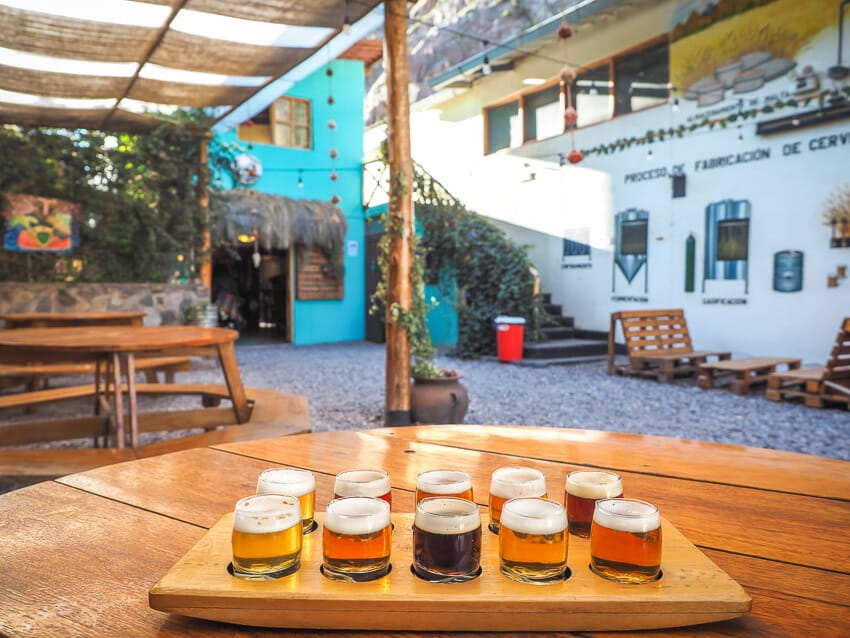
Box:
[149,513,751,631]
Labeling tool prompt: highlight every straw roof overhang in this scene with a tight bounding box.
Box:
[0,0,384,133]
[210,189,347,253]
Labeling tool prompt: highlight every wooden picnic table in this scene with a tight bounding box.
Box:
[0,326,247,448]
[698,356,802,394]
[0,311,146,329]
[0,425,847,636]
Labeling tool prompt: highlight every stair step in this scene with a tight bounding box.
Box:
[543,315,574,328]
[541,326,575,340]
[543,303,562,316]
[522,338,608,360]
[540,293,551,304]
[512,354,609,367]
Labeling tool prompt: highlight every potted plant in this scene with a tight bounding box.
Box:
[184,299,219,327]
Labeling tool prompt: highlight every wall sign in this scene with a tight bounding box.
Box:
[296,246,343,301]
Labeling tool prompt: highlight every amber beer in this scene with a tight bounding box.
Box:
[322,497,392,582]
[231,494,302,579]
[488,467,547,533]
[565,470,623,538]
[415,469,473,504]
[333,469,392,508]
[499,498,568,584]
[257,468,316,533]
[590,498,662,584]
[413,497,481,582]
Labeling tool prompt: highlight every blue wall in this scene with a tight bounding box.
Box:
[216,59,366,346]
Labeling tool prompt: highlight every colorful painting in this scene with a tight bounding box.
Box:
[3,194,80,252]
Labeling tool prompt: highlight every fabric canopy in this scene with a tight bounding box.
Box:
[0,0,383,133]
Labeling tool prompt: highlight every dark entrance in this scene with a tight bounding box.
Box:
[365,221,385,344]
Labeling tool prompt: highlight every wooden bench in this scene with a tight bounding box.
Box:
[608,309,731,383]
[766,317,850,409]
[698,356,801,394]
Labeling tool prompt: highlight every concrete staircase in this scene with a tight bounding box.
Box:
[520,293,610,366]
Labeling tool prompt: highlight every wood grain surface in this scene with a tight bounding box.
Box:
[0,325,237,353]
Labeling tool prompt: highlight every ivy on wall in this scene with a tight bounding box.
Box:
[0,119,207,283]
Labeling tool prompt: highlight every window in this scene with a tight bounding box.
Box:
[716,219,749,261]
[523,84,562,142]
[614,40,669,115]
[271,96,311,149]
[486,101,520,153]
[572,65,612,127]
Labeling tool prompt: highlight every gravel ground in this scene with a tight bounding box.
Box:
[4,340,848,462]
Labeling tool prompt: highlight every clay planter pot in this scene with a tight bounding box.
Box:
[410,370,469,425]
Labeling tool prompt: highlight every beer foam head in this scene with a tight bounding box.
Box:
[233,494,301,534]
[415,497,481,534]
[592,498,660,533]
[324,497,391,535]
[257,468,315,497]
[334,470,390,498]
[490,467,546,499]
[417,469,472,494]
[566,471,622,499]
[500,498,566,535]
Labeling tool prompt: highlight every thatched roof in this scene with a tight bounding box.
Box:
[210,189,346,252]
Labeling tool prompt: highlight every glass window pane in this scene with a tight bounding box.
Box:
[487,101,519,153]
[294,101,308,124]
[614,41,669,115]
[294,126,309,148]
[573,65,613,127]
[275,99,290,121]
[523,85,561,141]
[275,123,291,146]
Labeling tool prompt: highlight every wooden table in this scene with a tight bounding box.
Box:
[0,311,145,329]
[0,425,847,636]
[698,356,801,394]
[0,326,247,447]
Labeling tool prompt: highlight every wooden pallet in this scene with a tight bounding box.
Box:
[150,512,751,632]
[699,356,801,394]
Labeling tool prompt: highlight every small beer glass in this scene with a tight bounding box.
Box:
[488,466,547,534]
[257,467,316,533]
[333,469,392,508]
[590,498,662,584]
[413,497,482,582]
[499,497,568,584]
[322,496,392,582]
[415,469,473,504]
[565,470,623,538]
[231,494,302,580]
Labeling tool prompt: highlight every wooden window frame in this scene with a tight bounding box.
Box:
[271,96,312,150]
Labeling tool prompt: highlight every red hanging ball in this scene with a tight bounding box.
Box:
[327,119,336,130]
[327,96,335,105]
[331,194,341,205]
[567,149,584,164]
[558,21,573,39]
[329,148,338,159]
[326,67,334,77]
[244,119,254,127]
[330,171,338,181]
[563,107,578,126]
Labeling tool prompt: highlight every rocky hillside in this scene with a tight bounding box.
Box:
[365,0,564,124]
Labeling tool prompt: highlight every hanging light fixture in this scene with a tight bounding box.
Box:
[342,0,352,33]
[297,169,304,189]
[646,148,653,161]
[481,40,491,76]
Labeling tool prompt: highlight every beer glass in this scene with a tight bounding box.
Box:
[415,469,473,504]
[488,466,547,533]
[322,496,392,582]
[565,470,623,538]
[231,494,302,579]
[333,469,392,508]
[590,498,662,584]
[499,497,568,584]
[257,468,316,533]
[413,497,482,582]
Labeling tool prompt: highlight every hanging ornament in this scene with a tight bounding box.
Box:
[330,171,338,181]
[567,149,584,164]
[559,65,576,84]
[327,119,336,130]
[329,148,338,159]
[229,153,262,185]
[563,106,578,127]
[327,96,334,105]
[331,194,341,205]
[557,20,573,39]
[326,67,333,77]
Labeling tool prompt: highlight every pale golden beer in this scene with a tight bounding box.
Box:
[322,496,392,582]
[333,469,392,508]
[499,497,568,584]
[565,470,623,538]
[488,466,547,533]
[257,467,316,533]
[590,498,662,584]
[413,497,482,582]
[231,494,302,579]
[415,469,473,504]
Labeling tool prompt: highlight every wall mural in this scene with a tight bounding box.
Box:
[703,199,751,294]
[3,194,80,253]
[612,209,649,293]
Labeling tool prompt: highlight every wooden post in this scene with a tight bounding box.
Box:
[198,138,212,294]
[383,0,413,426]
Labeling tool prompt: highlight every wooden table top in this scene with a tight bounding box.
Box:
[0,311,146,328]
[0,325,237,354]
[700,356,801,371]
[1,425,848,637]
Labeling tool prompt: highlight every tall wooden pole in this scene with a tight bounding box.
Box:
[198,137,212,294]
[383,0,413,426]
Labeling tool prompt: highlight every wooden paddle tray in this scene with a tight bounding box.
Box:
[149,513,751,631]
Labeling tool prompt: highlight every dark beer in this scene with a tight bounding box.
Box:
[565,470,622,538]
[413,497,481,581]
[590,498,662,584]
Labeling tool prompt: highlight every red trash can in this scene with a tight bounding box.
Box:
[494,316,526,362]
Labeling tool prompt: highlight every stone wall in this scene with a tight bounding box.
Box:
[0,283,210,326]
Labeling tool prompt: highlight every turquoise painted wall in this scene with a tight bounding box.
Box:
[216,60,365,346]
